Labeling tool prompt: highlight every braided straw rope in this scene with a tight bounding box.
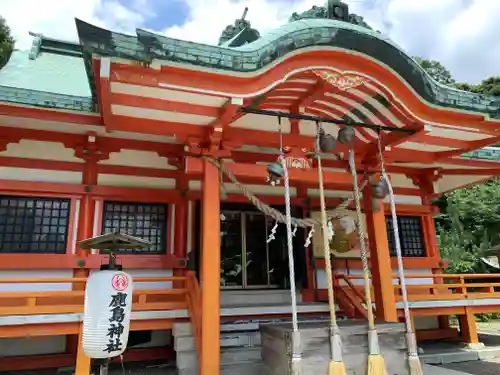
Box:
[280,152,301,347]
[347,147,376,331]
[315,128,345,365]
[377,136,421,367]
[200,155,370,228]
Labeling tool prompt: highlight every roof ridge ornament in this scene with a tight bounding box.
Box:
[289,0,372,30]
[218,6,261,47]
[28,32,43,60]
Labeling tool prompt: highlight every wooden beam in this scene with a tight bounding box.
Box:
[111,92,221,117]
[438,168,500,175]
[209,97,243,151]
[99,57,115,131]
[0,254,186,270]
[294,80,326,111]
[185,157,353,186]
[434,135,500,160]
[360,123,427,163]
[0,103,102,126]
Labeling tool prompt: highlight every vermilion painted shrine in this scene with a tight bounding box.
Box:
[0,1,500,374]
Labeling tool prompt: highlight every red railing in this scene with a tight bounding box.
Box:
[0,276,188,316]
[334,273,500,306]
[185,271,202,354]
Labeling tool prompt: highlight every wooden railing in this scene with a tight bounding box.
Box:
[393,273,500,302]
[334,273,369,319]
[185,271,202,354]
[0,276,189,316]
[335,273,500,305]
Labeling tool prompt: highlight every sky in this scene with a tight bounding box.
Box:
[0,0,499,84]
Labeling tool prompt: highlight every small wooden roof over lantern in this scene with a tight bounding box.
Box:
[79,232,151,270]
[79,232,150,251]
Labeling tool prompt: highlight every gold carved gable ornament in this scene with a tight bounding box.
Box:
[312,70,368,91]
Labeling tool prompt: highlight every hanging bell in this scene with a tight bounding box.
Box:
[319,129,337,153]
[266,162,284,186]
[337,126,355,145]
[371,178,390,199]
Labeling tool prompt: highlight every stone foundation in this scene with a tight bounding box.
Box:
[260,320,409,375]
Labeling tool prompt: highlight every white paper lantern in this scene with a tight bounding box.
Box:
[82,270,133,358]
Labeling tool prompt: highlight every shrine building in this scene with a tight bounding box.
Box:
[0,1,500,374]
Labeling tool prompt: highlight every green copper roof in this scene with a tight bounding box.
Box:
[0,35,94,112]
[75,17,500,120]
[462,147,500,162]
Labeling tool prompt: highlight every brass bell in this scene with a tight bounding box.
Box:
[266,162,284,186]
[319,128,336,153]
[371,178,389,199]
[337,126,355,145]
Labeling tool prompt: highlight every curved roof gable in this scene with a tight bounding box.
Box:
[75,17,500,120]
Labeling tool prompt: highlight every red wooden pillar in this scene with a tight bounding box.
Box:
[75,161,98,259]
[174,180,189,288]
[363,185,398,322]
[72,153,98,374]
[200,160,220,375]
[459,308,479,345]
[174,179,188,258]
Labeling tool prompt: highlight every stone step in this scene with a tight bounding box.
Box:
[175,330,261,352]
[176,346,261,370]
[173,315,332,338]
[220,290,297,307]
[178,362,262,375]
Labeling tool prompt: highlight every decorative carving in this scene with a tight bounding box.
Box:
[289,5,326,21]
[73,133,111,163]
[407,171,441,191]
[313,70,367,91]
[281,156,311,169]
[277,147,312,169]
[289,1,372,30]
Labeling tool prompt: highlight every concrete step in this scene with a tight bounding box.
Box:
[173,314,332,337]
[175,330,261,352]
[176,346,261,370]
[221,290,297,307]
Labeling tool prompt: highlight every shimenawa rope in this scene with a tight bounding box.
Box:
[200,155,371,228]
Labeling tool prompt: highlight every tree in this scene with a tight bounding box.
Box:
[434,179,500,274]
[454,78,500,97]
[414,57,455,85]
[474,77,500,97]
[0,16,14,70]
[415,57,500,97]
[414,57,500,274]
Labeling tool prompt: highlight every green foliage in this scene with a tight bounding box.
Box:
[415,57,500,97]
[0,16,14,70]
[454,77,500,97]
[415,57,500,274]
[414,57,455,85]
[434,179,500,274]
